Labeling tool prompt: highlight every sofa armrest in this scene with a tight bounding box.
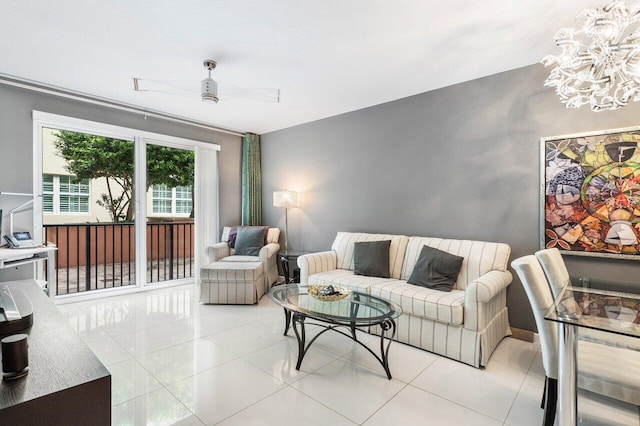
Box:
[259,243,280,262]
[205,242,230,264]
[464,270,512,331]
[297,251,337,285]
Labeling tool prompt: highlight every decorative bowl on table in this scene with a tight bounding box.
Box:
[307,285,351,302]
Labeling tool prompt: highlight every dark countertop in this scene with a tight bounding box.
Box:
[0,279,110,424]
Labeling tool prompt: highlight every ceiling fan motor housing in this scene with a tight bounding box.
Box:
[201,78,218,103]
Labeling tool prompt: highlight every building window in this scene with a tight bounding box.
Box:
[43,174,90,214]
[152,184,192,215]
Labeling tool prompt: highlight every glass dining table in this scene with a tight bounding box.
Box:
[544,282,640,426]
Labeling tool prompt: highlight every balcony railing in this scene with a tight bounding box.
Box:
[43,221,194,296]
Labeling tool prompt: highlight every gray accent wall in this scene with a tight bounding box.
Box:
[262,64,640,331]
[0,83,241,282]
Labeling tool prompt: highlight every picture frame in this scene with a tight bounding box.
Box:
[540,126,640,260]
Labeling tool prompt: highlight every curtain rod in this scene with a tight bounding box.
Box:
[0,74,245,137]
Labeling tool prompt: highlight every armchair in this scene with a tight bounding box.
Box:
[205,226,281,288]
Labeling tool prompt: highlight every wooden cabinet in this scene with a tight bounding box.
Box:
[0,280,110,425]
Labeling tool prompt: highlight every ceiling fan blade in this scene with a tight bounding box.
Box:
[132,78,199,97]
[218,83,280,103]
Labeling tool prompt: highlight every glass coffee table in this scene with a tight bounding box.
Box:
[267,284,402,379]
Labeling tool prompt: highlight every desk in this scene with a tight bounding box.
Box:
[545,285,640,426]
[0,279,111,424]
[0,246,56,298]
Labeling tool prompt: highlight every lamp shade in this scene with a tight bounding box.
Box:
[273,191,299,208]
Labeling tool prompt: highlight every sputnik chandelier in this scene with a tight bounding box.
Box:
[542,0,640,111]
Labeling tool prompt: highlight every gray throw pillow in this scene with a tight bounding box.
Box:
[234,227,266,256]
[407,245,463,292]
[353,240,391,278]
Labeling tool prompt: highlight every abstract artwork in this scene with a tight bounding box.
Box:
[541,127,640,259]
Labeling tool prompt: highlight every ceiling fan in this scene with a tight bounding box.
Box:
[132,60,280,104]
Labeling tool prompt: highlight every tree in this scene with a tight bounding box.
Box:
[53,130,195,222]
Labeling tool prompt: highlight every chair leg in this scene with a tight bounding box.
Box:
[542,376,557,426]
[541,376,547,409]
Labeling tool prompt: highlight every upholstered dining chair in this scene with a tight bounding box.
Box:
[512,255,640,426]
[511,255,559,426]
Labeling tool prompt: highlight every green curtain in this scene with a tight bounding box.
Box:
[241,133,262,225]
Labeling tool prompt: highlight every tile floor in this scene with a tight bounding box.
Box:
[56,283,640,426]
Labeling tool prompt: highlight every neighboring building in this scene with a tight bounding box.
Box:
[42,128,192,224]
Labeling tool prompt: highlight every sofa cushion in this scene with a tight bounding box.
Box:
[308,269,397,294]
[235,227,266,255]
[407,245,463,292]
[402,237,511,291]
[218,255,260,262]
[332,232,409,279]
[354,240,391,278]
[370,280,465,325]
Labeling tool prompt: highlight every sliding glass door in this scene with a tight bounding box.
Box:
[33,112,218,299]
[41,127,136,295]
[145,142,195,285]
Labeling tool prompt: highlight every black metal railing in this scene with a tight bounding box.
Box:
[43,221,194,296]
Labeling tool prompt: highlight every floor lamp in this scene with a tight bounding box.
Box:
[273,190,299,252]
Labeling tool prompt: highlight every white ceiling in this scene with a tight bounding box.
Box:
[0,0,604,134]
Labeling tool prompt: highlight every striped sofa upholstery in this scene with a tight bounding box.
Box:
[297,232,512,368]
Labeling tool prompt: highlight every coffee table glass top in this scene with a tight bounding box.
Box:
[268,284,401,325]
[545,285,640,339]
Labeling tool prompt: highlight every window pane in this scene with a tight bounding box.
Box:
[43,194,53,213]
[43,174,54,193]
[175,186,192,200]
[152,184,172,199]
[152,199,171,214]
[176,200,192,214]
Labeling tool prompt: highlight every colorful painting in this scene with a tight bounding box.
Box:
[541,127,640,260]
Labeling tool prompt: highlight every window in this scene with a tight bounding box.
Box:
[152,184,192,215]
[43,174,90,214]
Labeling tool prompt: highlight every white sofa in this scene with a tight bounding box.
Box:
[202,226,281,302]
[297,232,512,367]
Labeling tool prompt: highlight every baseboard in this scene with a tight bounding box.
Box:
[510,327,534,343]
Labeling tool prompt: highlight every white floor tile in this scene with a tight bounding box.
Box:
[363,384,502,426]
[138,336,238,385]
[166,358,286,425]
[85,335,132,366]
[242,337,337,383]
[217,386,356,425]
[483,337,538,383]
[504,370,545,426]
[112,387,203,426]
[291,358,405,424]
[206,321,288,357]
[411,356,521,422]
[112,319,197,356]
[343,336,439,383]
[108,358,162,405]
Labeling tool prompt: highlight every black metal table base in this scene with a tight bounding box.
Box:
[281,308,396,380]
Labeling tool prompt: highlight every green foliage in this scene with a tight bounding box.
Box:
[53,130,194,222]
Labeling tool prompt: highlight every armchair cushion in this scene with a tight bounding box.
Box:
[354,240,391,278]
[407,245,463,292]
[235,227,266,256]
[229,225,271,248]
